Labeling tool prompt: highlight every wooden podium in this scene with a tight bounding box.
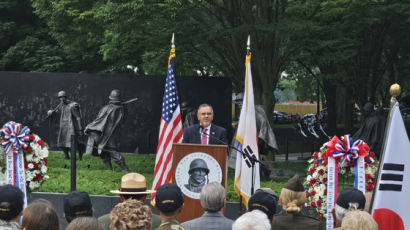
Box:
[172,143,228,222]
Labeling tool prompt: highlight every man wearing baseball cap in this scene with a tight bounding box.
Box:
[332,187,366,229]
[155,183,189,230]
[98,172,161,230]
[247,188,278,224]
[64,191,93,223]
[0,184,24,230]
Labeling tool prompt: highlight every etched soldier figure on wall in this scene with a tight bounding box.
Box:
[84,89,129,172]
[47,90,83,160]
[184,158,210,193]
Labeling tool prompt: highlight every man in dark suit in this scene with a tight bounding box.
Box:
[182,104,227,145]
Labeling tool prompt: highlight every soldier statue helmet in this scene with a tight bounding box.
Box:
[109,89,121,102]
[58,90,67,98]
[188,158,210,174]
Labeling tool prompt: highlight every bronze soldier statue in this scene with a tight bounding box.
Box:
[353,102,386,158]
[84,89,129,172]
[47,90,83,160]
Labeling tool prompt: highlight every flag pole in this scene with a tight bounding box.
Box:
[369,83,401,212]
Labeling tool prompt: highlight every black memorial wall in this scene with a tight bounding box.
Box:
[0,71,232,154]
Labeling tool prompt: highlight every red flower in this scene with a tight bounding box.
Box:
[313,152,319,159]
[310,190,316,196]
[36,173,42,180]
[322,177,328,183]
[306,191,310,197]
[310,201,316,207]
[313,161,319,165]
[317,200,322,207]
[324,189,327,195]
[322,151,328,160]
[29,135,35,141]
[348,160,355,167]
[318,169,324,175]
[323,160,328,166]
[316,214,323,220]
[365,174,372,180]
[367,184,374,191]
[44,158,48,165]
[26,147,33,152]
[309,179,317,186]
[24,163,28,169]
[369,152,376,158]
[309,167,316,174]
[33,162,39,168]
[38,140,44,147]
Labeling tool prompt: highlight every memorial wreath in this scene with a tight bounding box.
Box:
[0,121,49,194]
[304,134,377,220]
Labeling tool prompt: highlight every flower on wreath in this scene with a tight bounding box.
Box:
[304,135,378,219]
[0,133,50,192]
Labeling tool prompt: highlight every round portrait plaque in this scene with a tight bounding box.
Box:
[175,152,222,199]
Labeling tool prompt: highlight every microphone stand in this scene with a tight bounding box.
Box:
[199,128,265,195]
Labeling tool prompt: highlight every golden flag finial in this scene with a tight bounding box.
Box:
[390,83,401,100]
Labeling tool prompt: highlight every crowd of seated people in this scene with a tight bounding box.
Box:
[0,172,379,230]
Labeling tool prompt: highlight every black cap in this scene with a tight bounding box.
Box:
[0,185,24,221]
[64,191,93,223]
[248,188,278,220]
[284,175,305,192]
[155,184,184,213]
[336,188,365,210]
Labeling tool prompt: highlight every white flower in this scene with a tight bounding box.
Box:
[28,163,34,169]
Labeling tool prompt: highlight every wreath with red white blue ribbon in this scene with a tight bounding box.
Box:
[0,121,49,204]
[304,134,377,227]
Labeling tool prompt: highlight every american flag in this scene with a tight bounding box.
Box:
[151,47,183,204]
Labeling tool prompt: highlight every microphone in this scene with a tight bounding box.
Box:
[199,126,203,135]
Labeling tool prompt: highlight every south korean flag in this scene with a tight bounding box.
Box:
[371,104,410,230]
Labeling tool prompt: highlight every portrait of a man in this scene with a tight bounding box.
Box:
[184,158,210,193]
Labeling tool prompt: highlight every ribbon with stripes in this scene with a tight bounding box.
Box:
[0,121,30,206]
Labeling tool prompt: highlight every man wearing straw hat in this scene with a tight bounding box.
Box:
[98,172,161,230]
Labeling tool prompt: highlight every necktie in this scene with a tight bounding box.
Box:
[201,128,208,144]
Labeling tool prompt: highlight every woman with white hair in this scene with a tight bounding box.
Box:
[232,210,271,230]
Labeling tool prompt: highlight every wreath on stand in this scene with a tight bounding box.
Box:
[304,134,378,220]
[0,121,49,193]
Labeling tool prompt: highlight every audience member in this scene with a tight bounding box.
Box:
[110,199,152,230]
[232,210,271,230]
[248,188,277,223]
[181,182,233,230]
[332,187,366,229]
[64,191,93,223]
[341,210,378,230]
[66,217,104,230]
[20,201,60,230]
[0,185,24,230]
[98,173,160,230]
[271,175,321,230]
[154,183,187,230]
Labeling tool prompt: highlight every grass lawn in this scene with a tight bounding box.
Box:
[37,152,309,202]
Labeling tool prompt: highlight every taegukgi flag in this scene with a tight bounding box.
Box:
[234,51,260,208]
[371,103,410,230]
